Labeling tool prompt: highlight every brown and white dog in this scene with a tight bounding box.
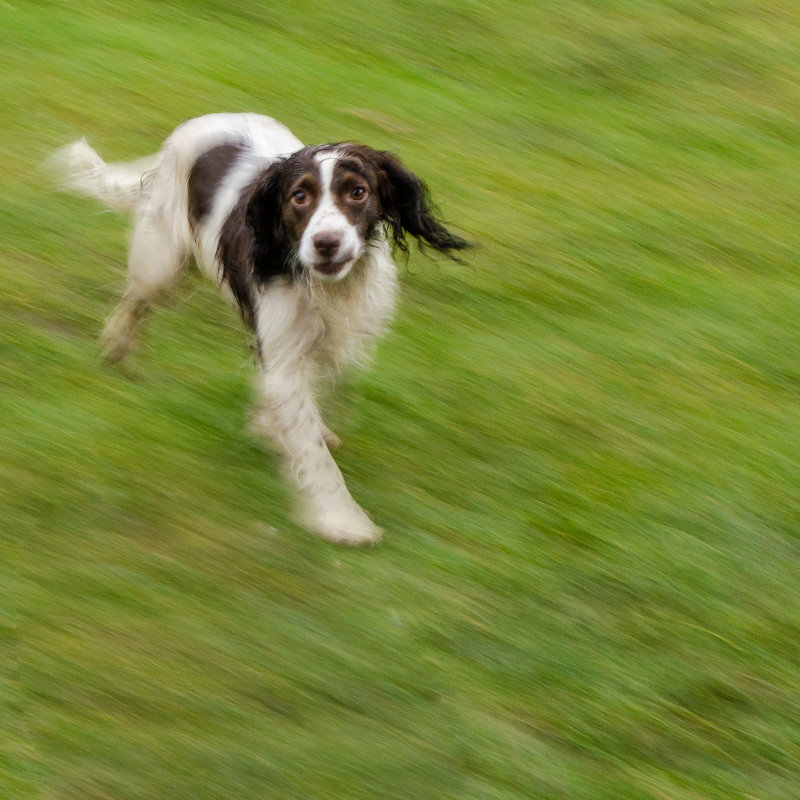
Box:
[53,113,468,545]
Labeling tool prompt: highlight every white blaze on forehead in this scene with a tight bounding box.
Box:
[297,149,364,279]
[313,151,340,221]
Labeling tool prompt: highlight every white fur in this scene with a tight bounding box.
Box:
[54,113,398,545]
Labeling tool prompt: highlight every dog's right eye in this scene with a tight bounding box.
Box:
[291,189,308,205]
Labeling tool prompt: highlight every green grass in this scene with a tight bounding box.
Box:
[3,0,800,797]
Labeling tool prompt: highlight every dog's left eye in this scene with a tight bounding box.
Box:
[291,189,309,205]
[350,186,367,201]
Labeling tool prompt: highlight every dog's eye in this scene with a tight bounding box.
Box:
[291,189,309,205]
[350,186,367,201]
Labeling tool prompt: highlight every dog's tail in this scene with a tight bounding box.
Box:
[48,139,160,214]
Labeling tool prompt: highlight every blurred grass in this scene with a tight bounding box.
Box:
[3,0,800,797]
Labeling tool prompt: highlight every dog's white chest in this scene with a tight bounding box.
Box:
[310,245,398,373]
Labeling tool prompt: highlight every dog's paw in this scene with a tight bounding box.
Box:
[302,502,382,547]
[100,297,146,364]
[100,327,134,364]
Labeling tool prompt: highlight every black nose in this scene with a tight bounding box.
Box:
[313,232,341,258]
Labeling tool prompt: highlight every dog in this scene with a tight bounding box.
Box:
[52,113,468,545]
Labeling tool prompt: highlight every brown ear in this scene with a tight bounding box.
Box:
[245,162,295,280]
[217,160,294,328]
[372,151,470,258]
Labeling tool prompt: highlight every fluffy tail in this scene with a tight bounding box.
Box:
[48,139,160,213]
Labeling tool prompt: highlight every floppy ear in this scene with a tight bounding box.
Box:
[245,162,294,281]
[217,161,293,328]
[373,151,470,258]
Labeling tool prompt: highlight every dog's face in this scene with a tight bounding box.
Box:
[280,146,383,281]
[242,143,469,286]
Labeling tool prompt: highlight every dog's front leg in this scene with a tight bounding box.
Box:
[256,290,380,546]
[250,401,340,451]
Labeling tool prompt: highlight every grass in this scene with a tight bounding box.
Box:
[3,0,800,797]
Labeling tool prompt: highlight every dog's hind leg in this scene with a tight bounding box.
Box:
[101,210,188,363]
[101,290,149,364]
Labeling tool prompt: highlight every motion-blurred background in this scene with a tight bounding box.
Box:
[3,1,800,797]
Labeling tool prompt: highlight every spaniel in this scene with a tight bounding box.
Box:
[53,113,468,545]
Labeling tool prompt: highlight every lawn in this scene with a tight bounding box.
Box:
[2,1,800,797]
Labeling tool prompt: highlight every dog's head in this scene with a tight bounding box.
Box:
[243,144,469,283]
